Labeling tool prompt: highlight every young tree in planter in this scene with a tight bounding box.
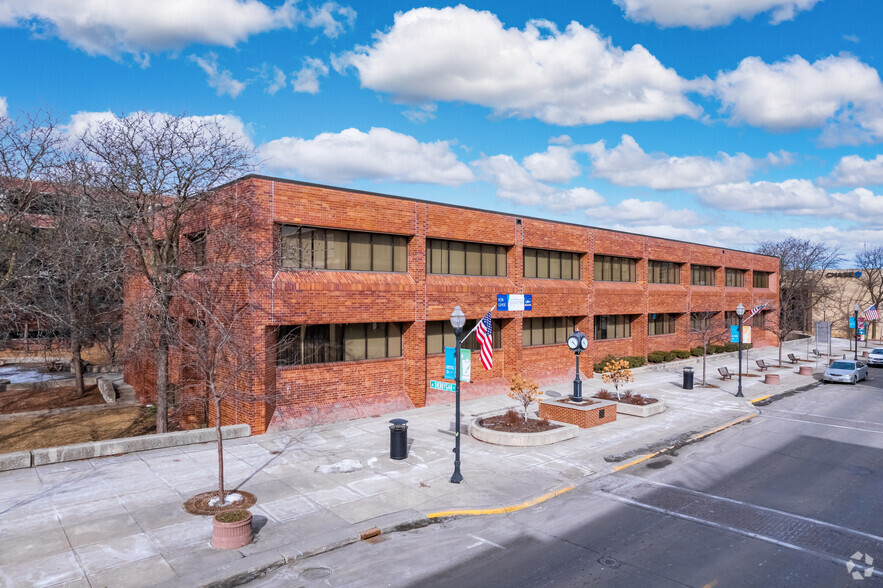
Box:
[74,112,255,433]
[507,374,542,422]
[600,358,633,400]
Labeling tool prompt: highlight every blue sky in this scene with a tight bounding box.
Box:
[1,0,882,261]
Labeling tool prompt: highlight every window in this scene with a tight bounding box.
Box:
[426,319,502,354]
[594,256,637,282]
[594,315,631,340]
[428,239,506,277]
[280,226,407,272]
[186,231,206,266]
[648,261,680,284]
[725,268,745,288]
[524,248,580,280]
[276,322,403,365]
[752,311,766,328]
[522,317,577,346]
[690,312,715,331]
[648,313,677,336]
[691,265,716,286]
[725,311,739,327]
[753,271,770,288]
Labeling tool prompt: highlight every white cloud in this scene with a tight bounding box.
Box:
[338,5,699,126]
[265,66,287,95]
[694,179,830,214]
[831,188,883,223]
[613,0,821,29]
[473,154,602,210]
[402,104,437,124]
[585,198,703,227]
[709,55,883,142]
[523,145,581,184]
[0,96,6,117]
[258,127,475,186]
[292,57,329,94]
[825,154,883,187]
[190,53,247,98]
[0,0,356,63]
[585,134,757,189]
[63,111,253,148]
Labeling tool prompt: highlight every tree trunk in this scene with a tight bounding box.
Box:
[156,334,169,434]
[216,397,225,503]
[71,338,85,397]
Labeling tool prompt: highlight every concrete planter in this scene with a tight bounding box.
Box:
[764,373,781,385]
[212,510,253,549]
[470,416,578,447]
[798,366,814,376]
[606,399,666,418]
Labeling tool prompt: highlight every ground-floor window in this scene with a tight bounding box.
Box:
[426,319,502,355]
[594,315,631,340]
[648,313,677,336]
[522,317,577,347]
[752,311,766,328]
[276,322,403,365]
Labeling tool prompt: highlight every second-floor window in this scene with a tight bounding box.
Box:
[280,225,408,272]
[725,268,745,287]
[691,265,716,286]
[648,261,680,284]
[186,231,206,266]
[594,256,637,282]
[753,271,770,288]
[524,248,581,280]
[428,239,506,277]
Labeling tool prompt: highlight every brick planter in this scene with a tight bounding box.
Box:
[764,373,781,385]
[798,366,814,376]
[212,510,253,550]
[538,399,616,428]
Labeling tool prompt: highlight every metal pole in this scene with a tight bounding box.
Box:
[572,351,582,402]
[855,309,859,362]
[736,320,744,397]
[451,326,463,484]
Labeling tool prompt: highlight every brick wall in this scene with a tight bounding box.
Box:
[538,400,618,428]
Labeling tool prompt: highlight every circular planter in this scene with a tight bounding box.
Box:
[212,509,253,549]
[470,417,578,446]
[798,366,814,376]
[764,373,781,385]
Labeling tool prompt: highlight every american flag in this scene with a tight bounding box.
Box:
[865,304,880,320]
[474,311,494,370]
[742,302,769,323]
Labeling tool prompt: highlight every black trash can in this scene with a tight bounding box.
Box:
[389,418,408,460]
[683,367,694,390]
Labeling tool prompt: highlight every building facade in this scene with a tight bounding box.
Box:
[124,175,780,434]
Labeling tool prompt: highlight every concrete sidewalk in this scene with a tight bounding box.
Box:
[0,339,864,587]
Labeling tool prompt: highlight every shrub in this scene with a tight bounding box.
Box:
[673,349,691,359]
[723,342,738,353]
[710,344,725,354]
[647,351,670,363]
[593,354,616,373]
[503,409,520,426]
[624,356,646,368]
[594,355,645,371]
[690,346,705,356]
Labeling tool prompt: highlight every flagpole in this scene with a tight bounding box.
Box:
[461,304,497,342]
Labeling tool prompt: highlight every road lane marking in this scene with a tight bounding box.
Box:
[427,485,574,518]
[763,414,883,434]
[466,534,506,550]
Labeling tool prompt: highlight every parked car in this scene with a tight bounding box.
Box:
[867,348,883,366]
[823,360,869,384]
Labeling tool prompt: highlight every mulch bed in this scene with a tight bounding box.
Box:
[594,391,658,406]
[480,414,562,433]
[184,490,257,515]
[0,383,103,414]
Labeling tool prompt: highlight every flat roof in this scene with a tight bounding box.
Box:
[233,174,779,260]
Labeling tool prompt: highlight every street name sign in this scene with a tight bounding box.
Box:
[430,380,456,392]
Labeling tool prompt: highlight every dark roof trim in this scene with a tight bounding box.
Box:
[228,174,779,260]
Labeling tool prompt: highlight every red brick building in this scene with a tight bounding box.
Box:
[124,175,779,434]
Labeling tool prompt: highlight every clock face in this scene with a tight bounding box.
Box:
[567,336,579,350]
[580,336,588,349]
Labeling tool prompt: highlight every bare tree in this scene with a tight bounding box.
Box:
[855,246,883,342]
[75,112,255,433]
[756,238,843,366]
[689,311,729,386]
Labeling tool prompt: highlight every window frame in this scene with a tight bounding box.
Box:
[425,319,503,354]
[521,316,577,347]
[523,248,581,280]
[276,322,404,366]
[280,225,408,273]
[691,264,717,287]
[593,315,632,340]
[753,271,770,288]
[593,255,637,283]
[648,260,680,285]
[427,238,507,277]
[725,268,746,288]
[648,313,677,336]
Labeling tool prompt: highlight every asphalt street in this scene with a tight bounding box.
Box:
[245,371,883,587]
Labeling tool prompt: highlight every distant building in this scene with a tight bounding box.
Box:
[810,270,878,340]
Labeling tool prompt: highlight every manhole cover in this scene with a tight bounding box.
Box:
[598,556,621,568]
[299,567,333,580]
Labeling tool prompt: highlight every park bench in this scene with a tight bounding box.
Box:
[718,367,733,380]
[787,353,799,364]
[755,359,770,371]
[812,348,822,358]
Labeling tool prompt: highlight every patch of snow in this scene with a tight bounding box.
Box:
[0,365,69,383]
[367,457,378,467]
[208,492,243,507]
[315,459,362,474]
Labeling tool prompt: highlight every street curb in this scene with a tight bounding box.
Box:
[426,483,575,518]
[612,414,758,472]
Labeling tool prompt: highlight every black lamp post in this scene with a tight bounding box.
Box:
[854,303,860,361]
[566,330,588,402]
[450,305,465,484]
[736,303,745,398]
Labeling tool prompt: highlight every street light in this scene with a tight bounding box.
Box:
[449,305,466,484]
[736,303,745,398]
[854,303,861,361]
[566,330,589,402]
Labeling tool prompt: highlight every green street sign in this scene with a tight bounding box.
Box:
[429,380,456,392]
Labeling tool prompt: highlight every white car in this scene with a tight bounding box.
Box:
[824,360,869,384]
[867,348,883,366]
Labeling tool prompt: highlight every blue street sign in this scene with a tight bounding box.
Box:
[730,325,740,343]
[849,316,856,328]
